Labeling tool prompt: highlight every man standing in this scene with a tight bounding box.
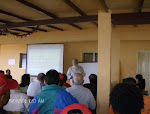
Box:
[67,59,86,84]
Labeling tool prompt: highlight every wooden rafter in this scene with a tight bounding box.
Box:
[0,9,62,31]
[64,0,98,26]
[16,0,82,30]
[0,15,98,29]
[138,0,144,12]
[112,12,150,25]
[0,19,21,33]
[99,0,109,12]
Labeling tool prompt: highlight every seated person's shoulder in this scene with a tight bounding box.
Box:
[144,95,150,102]
[83,83,91,88]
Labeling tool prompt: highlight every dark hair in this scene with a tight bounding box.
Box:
[110,83,144,114]
[89,74,97,84]
[37,73,45,82]
[6,69,10,73]
[123,77,136,85]
[0,70,4,74]
[68,109,83,114]
[136,74,143,81]
[136,74,145,90]
[20,74,30,87]
[45,70,60,85]
[63,74,67,82]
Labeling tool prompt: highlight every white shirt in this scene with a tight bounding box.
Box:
[4,90,29,112]
[67,65,86,79]
[27,80,42,97]
[66,85,96,110]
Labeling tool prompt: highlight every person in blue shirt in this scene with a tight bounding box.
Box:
[29,70,78,114]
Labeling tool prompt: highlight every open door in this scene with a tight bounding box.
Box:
[138,51,150,95]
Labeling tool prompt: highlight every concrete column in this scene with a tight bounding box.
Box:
[97,11,112,114]
[111,29,120,87]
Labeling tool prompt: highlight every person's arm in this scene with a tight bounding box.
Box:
[29,95,39,114]
[88,91,96,110]
[55,90,78,110]
[27,83,33,97]
[80,66,86,77]
[67,68,72,79]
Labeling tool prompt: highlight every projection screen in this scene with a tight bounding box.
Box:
[27,44,64,76]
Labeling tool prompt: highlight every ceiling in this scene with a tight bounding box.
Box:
[0,0,149,34]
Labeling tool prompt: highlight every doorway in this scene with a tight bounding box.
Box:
[137,51,150,95]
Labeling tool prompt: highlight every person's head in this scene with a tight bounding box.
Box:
[72,59,78,66]
[6,69,11,75]
[68,109,83,114]
[61,104,92,114]
[122,77,136,85]
[0,70,4,74]
[45,70,60,85]
[89,74,97,84]
[37,73,45,83]
[58,73,64,86]
[0,73,18,107]
[136,74,145,91]
[72,73,84,85]
[20,74,30,87]
[110,83,144,114]
[136,74,143,83]
[63,74,68,82]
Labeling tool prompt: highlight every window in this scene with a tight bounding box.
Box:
[19,53,27,69]
[82,52,98,62]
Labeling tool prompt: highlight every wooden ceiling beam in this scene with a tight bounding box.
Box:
[112,12,150,20]
[0,9,60,31]
[64,0,97,26]
[138,0,144,12]
[0,15,98,29]
[0,19,20,34]
[10,28,31,33]
[112,12,150,25]
[16,0,82,30]
[99,0,109,13]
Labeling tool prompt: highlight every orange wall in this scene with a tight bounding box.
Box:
[120,40,150,80]
[0,41,98,82]
[64,41,98,73]
[0,44,27,83]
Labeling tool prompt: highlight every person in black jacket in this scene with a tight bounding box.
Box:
[83,74,97,100]
[136,74,146,94]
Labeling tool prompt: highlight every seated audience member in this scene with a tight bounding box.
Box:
[59,73,71,88]
[109,83,144,114]
[0,73,18,113]
[66,73,96,110]
[19,74,30,93]
[61,104,92,114]
[4,80,29,112]
[84,74,97,100]
[0,70,4,74]
[136,74,146,93]
[109,77,150,114]
[63,74,71,88]
[27,73,45,98]
[5,69,12,79]
[29,70,78,114]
